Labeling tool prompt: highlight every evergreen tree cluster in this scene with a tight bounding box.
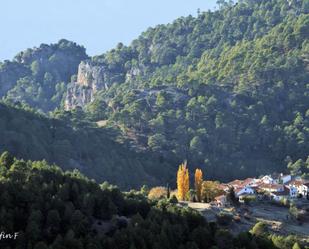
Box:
[0,152,306,249]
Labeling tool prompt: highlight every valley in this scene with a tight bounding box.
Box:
[0,0,309,248]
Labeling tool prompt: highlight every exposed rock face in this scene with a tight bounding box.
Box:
[64,58,146,110]
[65,83,94,111]
[0,40,88,111]
[77,61,110,91]
[65,61,111,110]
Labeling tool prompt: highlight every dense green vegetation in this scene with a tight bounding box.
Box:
[0,39,87,112]
[1,1,309,247]
[0,102,173,188]
[0,153,306,249]
[0,0,308,185]
[86,0,309,180]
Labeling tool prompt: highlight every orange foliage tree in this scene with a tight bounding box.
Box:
[201,181,225,203]
[194,169,203,202]
[177,161,189,201]
[148,187,167,200]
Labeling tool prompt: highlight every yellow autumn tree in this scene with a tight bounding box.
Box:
[194,169,203,202]
[177,161,189,201]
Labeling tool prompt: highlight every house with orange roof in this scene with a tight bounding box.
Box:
[234,186,256,197]
[289,179,309,198]
[227,178,258,197]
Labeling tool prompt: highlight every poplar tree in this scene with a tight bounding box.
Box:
[177,161,189,201]
[195,169,203,202]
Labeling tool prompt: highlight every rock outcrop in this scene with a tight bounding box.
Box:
[64,60,145,110]
[65,61,110,110]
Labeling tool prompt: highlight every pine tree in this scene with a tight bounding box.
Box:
[194,169,203,202]
[177,161,190,201]
[0,151,14,169]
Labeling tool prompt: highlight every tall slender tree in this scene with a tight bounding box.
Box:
[195,169,203,202]
[177,161,190,201]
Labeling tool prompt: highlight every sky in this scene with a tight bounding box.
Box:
[0,0,217,61]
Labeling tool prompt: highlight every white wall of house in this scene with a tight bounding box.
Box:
[288,186,298,198]
[261,185,284,193]
[261,175,275,184]
[271,194,285,202]
[236,187,255,197]
[297,185,308,197]
[281,175,291,184]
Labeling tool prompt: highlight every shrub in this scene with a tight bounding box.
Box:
[140,185,149,196]
[148,187,167,200]
[289,205,300,220]
[250,222,268,236]
[280,198,290,207]
[242,195,257,205]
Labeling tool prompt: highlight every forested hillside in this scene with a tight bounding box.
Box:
[0,153,304,249]
[85,0,309,180]
[0,39,88,112]
[0,103,172,188]
[0,0,308,186]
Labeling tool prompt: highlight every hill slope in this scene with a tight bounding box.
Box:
[84,0,309,180]
[0,103,173,188]
[0,153,304,249]
[0,39,88,112]
[0,0,308,184]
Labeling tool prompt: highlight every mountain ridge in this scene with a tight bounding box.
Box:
[0,0,308,188]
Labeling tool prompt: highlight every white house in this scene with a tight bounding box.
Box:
[279,174,292,184]
[235,186,255,197]
[285,185,298,198]
[261,175,277,184]
[289,180,309,198]
[300,183,309,197]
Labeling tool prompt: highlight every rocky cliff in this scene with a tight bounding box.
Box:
[64,60,144,110]
[0,40,88,111]
[65,61,108,110]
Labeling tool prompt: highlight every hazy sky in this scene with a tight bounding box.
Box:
[0,0,217,61]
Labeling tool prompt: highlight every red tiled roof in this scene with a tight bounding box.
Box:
[289,179,309,187]
[242,178,255,185]
[304,182,309,187]
[234,187,243,193]
[259,183,283,190]
[228,179,243,186]
[228,178,256,189]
